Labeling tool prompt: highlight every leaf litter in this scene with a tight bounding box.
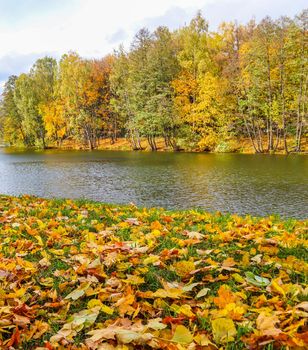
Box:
[0,195,307,349]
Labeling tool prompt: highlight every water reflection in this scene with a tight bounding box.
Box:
[0,149,307,218]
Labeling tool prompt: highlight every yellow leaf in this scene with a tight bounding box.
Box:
[48,249,65,256]
[123,275,145,285]
[219,303,246,321]
[171,304,195,317]
[194,333,215,346]
[270,279,286,297]
[171,325,193,344]
[150,229,161,237]
[40,277,54,287]
[152,288,184,299]
[241,252,250,267]
[87,299,102,309]
[35,235,44,246]
[86,232,96,242]
[101,304,114,315]
[232,273,245,283]
[173,260,195,277]
[36,219,46,229]
[143,255,160,265]
[5,287,26,300]
[33,321,49,339]
[211,318,237,343]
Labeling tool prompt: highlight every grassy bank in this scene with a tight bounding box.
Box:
[50,137,308,154]
[0,195,307,349]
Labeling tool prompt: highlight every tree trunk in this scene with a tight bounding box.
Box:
[40,130,46,149]
[114,115,117,142]
[273,129,280,152]
[266,48,273,151]
[296,74,307,152]
[243,115,259,153]
[256,123,264,153]
[295,28,306,152]
[147,135,157,151]
[164,135,170,148]
[279,42,289,154]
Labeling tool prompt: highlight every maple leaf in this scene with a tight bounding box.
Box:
[213,285,236,308]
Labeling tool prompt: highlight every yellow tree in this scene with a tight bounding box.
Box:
[194,73,233,151]
[58,53,113,149]
[172,11,209,145]
[41,99,66,147]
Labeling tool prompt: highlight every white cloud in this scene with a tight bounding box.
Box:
[0,0,206,59]
[0,0,306,92]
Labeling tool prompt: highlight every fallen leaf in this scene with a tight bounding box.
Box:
[211,318,237,343]
[172,325,194,344]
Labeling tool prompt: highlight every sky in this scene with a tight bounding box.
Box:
[0,0,307,92]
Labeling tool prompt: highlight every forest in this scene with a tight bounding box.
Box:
[0,10,307,153]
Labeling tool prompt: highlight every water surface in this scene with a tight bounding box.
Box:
[0,149,307,218]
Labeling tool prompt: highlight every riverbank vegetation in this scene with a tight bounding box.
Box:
[0,195,307,349]
[0,10,307,153]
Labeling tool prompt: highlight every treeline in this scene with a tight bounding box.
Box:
[0,10,307,152]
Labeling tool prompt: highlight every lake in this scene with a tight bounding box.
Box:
[0,149,307,218]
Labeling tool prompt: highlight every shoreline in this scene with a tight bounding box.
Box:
[2,136,308,155]
[1,194,307,220]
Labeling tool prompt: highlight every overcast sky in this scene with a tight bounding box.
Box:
[0,0,306,92]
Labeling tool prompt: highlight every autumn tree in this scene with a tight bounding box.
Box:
[110,46,139,148]
[128,28,156,149]
[0,75,27,145]
[145,26,180,150]
[31,57,58,148]
[0,10,306,152]
[172,12,210,148]
[293,10,307,152]
[58,53,112,149]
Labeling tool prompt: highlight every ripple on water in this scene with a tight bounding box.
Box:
[0,150,307,218]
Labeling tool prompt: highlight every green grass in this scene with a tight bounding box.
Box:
[0,194,306,349]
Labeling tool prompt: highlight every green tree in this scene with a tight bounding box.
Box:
[145,26,180,149]
[110,46,141,149]
[0,75,27,145]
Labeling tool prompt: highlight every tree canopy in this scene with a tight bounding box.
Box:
[0,10,307,152]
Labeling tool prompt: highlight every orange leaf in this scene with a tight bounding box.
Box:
[213,285,236,309]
